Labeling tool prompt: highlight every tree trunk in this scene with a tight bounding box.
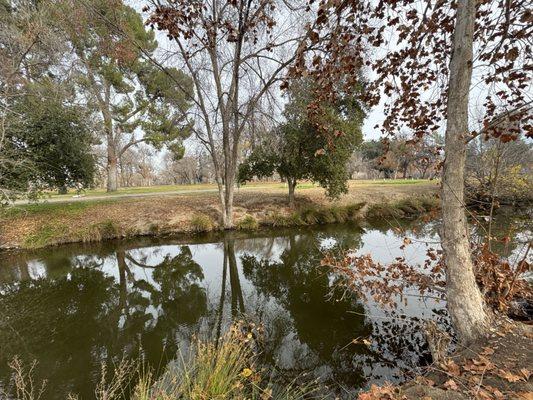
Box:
[223,177,235,229]
[287,178,296,208]
[107,145,118,192]
[441,0,491,343]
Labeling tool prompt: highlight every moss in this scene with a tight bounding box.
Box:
[190,214,214,232]
[236,215,259,230]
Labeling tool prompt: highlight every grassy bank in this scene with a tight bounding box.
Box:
[0,180,439,250]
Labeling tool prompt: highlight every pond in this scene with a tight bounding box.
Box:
[0,211,530,399]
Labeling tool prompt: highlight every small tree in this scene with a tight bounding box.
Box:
[239,80,364,206]
[147,0,312,227]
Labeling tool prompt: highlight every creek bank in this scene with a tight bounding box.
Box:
[365,321,533,400]
[0,186,439,250]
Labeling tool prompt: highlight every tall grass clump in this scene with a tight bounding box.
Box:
[190,213,214,232]
[236,214,259,230]
[4,324,318,400]
[366,197,440,220]
[23,223,66,248]
[131,324,318,400]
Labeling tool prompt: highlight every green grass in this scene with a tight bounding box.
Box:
[360,178,434,185]
[0,199,119,219]
[43,181,319,200]
[41,179,429,200]
[23,223,68,248]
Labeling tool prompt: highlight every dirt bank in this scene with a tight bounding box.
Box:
[0,181,439,250]
[361,320,532,400]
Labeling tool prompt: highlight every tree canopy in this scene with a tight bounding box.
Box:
[57,0,194,191]
[1,80,96,198]
[239,79,365,205]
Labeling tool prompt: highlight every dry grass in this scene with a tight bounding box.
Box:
[2,324,319,400]
[0,180,439,249]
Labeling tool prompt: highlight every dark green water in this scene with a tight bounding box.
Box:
[0,213,530,399]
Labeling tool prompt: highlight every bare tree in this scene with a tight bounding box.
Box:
[147,0,310,228]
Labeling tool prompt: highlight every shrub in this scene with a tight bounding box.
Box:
[190,214,214,232]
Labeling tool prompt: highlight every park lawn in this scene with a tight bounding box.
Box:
[41,179,432,200]
[0,179,439,249]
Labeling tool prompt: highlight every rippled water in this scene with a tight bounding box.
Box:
[0,212,530,399]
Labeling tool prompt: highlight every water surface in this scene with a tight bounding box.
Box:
[0,213,530,399]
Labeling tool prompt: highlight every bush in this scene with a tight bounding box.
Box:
[236,215,259,230]
[190,214,214,232]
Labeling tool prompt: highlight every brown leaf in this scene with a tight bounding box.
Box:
[441,359,461,377]
[496,369,523,382]
[443,379,459,391]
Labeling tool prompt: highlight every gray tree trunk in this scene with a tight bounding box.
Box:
[287,178,296,208]
[107,143,118,192]
[441,0,491,343]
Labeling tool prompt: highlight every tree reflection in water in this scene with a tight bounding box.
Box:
[1,217,516,398]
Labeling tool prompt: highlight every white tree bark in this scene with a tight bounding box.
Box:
[441,0,491,343]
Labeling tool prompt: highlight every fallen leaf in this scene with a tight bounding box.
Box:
[441,359,461,377]
[496,369,523,382]
[443,379,459,391]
